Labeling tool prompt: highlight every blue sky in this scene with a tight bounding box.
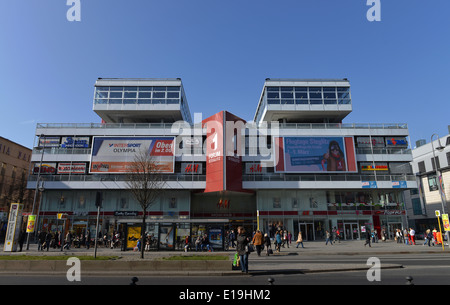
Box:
[1,0,449,149]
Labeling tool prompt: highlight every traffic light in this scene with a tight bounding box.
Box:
[95,191,103,208]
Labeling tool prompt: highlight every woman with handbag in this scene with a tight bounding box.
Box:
[236,226,250,273]
[296,231,304,248]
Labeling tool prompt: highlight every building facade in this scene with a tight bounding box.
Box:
[28,78,417,250]
[0,137,33,234]
[405,131,450,234]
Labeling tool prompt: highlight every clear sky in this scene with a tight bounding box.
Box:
[1,0,449,149]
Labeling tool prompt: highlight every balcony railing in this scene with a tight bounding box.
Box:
[242,173,416,183]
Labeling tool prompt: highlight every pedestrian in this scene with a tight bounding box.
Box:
[18,229,26,252]
[45,231,53,251]
[325,230,333,245]
[425,229,434,247]
[403,228,409,245]
[409,228,416,245]
[38,230,46,251]
[364,230,371,247]
[252,230,264,256]
[64,231,72,250]
[296,231,304,248]
[236,226,250,273]
[195,235,202,251]
[184,235,190,252]
[85,229,91,249]
[275,230,282,252]
[336,228,341,243]
[264,233,272,256]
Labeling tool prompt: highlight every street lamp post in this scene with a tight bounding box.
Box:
[26,134,46,250]
[430,133,449,245]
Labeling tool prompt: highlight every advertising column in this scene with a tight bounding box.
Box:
[3,203,24,252]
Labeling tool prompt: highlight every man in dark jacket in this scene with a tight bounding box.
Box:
[236,227,250,273]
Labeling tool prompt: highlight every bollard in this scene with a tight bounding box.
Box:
[130,277,139,285]
[405,276,414,285]
[267,278,275,285]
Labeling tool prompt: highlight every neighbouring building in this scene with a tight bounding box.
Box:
[405,131,450,234]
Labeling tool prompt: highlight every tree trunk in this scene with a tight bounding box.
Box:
[141,208,146,259]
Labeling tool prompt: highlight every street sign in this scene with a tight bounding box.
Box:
[435,210,441,217]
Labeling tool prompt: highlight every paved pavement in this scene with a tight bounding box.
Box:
[1,239,449,276]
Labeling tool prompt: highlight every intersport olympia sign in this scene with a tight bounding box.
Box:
[89,136,175,174]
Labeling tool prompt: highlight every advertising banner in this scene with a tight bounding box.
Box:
[57,163,87,174]
[3,203,23,252]
[26,215,36,233]
[90,136,175,173]
[275,136,357,173]
[442,214,450,232]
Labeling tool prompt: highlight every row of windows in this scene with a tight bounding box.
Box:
[94,99,181,105]
[267,98,351,105]
[96,91,180,99]
[95,86,181,92]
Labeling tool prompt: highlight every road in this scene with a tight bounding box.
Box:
[2,252,449,285]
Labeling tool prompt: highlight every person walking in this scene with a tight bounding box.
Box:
[38,230,46,251]
[275,230,282,252]
[85,229,91,249]
[264,233,272,256]
[64,231,72,250]
[296,231,304,248]
[364,229,372,247]
[325,230,333,245]
[236,226,250,273]
[252,230,264,256]
[45,231,53,251]
[409,228,416,245]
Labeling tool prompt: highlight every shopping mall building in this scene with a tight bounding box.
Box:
[28,78,417,250]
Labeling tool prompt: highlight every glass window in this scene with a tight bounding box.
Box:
[337,87,350,92]
[267,87,279,92]
[166,87,180,91]
[281,92,293,98]
[153,86,166,91]
[294,87,308,92]
[166,99,179,104]
[280,87,293,91]
[167,92,179,98]
[322,87,336,92]
[310,99,322,104]
[109,87,123,91]
[138,87,153,91]
[281,99,294,104]
[295,92,307,99]
[267,92,279,99]
[109,92,123,98]
[124,87,137,91]
[153,92,165,98]
[95,91,108,98]
[95,86,109,91]
[138,92,151,98]
[267,99,280,104]
[295,99,308,104]
[152,99,165,104]
[428,175,438,191]
[124,92,137,98]
[108,99,122,104]
[95,99,108,104]
[138,99,151,104]
[309,87,322,99]
[323,92,336,99]
[324,99,337,105]
[123,99,136,104]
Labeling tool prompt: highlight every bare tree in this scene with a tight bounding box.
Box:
[125,149,167,259]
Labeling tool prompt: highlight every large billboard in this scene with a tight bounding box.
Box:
[274,136,357,173]
[90,136,175,174]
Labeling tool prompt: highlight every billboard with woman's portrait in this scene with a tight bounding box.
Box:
[274,136,357,173]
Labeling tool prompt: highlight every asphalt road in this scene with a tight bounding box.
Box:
[2,252,449,285]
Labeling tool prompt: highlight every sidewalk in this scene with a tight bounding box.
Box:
[0,239,448,276]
